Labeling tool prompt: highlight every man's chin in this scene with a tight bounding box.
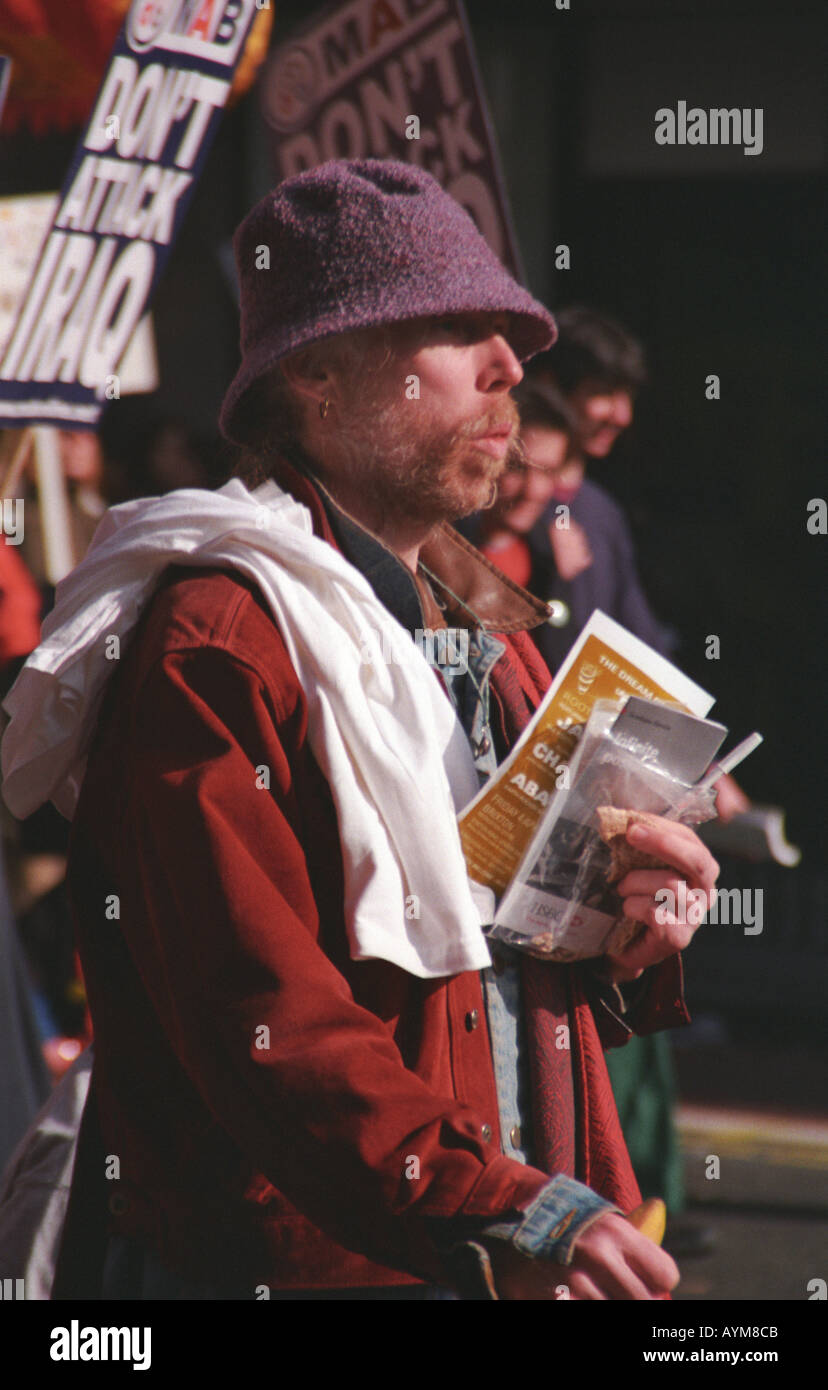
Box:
[468,450,507,486]
[586,431,619,458]
[438,451,512,521]
[453,474,502,519]
[447,498,485,523]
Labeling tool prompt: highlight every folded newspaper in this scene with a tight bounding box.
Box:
[459,610,727,961]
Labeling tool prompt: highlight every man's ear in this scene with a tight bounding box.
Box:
[280,349,335,410]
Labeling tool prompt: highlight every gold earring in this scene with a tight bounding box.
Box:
[319,396,330,420]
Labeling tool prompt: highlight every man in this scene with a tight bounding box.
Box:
[515,310,678,673]
[1,160,718,1300]
[546,305,646,462]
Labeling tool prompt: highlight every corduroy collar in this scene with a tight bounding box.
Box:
[263,451,551,639]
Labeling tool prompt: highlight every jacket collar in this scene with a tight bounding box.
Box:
[265,451,550,637]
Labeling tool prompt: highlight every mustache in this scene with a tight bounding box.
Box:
[460,398,521,442]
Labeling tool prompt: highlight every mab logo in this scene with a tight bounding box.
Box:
[127,0,257,64]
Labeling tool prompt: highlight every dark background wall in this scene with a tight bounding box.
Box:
[1,0,825,865]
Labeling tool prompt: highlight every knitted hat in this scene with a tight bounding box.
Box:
[219,158,556,444]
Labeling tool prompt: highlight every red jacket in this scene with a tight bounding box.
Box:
[63,459,687,1293]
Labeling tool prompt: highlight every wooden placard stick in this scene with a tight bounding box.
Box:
[33,427,75,585]
[0,427,33,500]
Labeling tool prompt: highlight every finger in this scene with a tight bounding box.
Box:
[577,1250,659,1301]
[566,1271,607,1301]
[617,896,697,943]
[627,820,719,888]
[624,1242,681,1294]
[627,821,720,892]
[626,821,719,892]
[608,920,693,974]
[608,1220,680,1293]
[569,1213,675,1301]
[617,871,688,900]
[616,874,712,926]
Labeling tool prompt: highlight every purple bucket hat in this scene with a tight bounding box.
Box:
[219,158,556,444]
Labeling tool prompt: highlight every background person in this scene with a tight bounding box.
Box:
[520,308,679,673]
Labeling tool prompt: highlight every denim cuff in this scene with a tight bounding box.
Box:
[438,1175,620,1299]
[479,1173,620,1266]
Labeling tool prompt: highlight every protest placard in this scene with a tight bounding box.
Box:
[0,0,261,429]
[261,0,522,274]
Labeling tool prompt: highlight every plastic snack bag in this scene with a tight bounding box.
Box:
[489,700,721,960]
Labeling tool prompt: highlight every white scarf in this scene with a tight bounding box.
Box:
[1,478,493,979]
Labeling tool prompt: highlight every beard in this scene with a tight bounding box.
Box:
[311,380,522,536]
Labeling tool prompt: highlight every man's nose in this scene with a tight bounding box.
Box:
[611,392,633,427]
[478,333,523,392]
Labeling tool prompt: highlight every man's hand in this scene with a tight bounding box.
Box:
[606,816,719,982]
[484,1212,679,1300]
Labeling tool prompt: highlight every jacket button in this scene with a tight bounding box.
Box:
[481,1124,493,1143]
[465,1008,479,1032]
[547,599,571,628]
[509,1125,522,1149]
[108,1192,130,1217]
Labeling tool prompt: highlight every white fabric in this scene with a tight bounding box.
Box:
[1,479,493,979]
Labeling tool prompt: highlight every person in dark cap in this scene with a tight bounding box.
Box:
[514,308,675,674]
[3,161,718,1300]
[536,305,648,460]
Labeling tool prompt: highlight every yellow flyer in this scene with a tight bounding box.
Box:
[459,610,713,899]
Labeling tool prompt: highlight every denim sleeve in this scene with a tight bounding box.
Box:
[433,1173,621,1299]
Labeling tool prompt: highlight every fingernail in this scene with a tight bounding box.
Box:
[628,824,647,843]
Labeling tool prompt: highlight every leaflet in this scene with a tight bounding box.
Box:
[459,610,714,904]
